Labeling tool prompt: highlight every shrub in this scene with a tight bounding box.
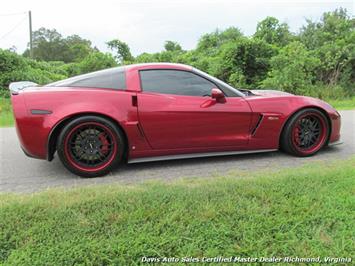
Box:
[261,42,320,94]
[0,49,66,93]
[303,85,351,100]
[216,38,276,88]
[78,52,118,74]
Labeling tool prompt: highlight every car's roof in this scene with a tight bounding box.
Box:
[125,63,192,71]
[45,63,193,89]
[48,63,193,87]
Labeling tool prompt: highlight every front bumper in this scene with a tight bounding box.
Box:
[328,111,341,144]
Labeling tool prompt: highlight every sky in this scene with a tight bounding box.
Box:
[0,0,353,56]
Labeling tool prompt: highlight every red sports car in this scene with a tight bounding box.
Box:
[9,63,341,177]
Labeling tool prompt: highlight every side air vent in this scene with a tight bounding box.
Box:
[251,114,263,136]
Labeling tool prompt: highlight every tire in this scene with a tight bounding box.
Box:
[57,116,125,177]
[281,108,329,157]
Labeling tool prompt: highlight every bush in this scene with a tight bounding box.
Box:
[218,38,276,88]
[0,49,66,93]
[0,90,10,98]
[261,42,320,94]
[1,9,354,100]
[78,52,117,74]
[302,85,351,100]
[0,49,120,96]
[58,62,81,77]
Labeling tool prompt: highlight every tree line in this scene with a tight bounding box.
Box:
[0,8,354,99]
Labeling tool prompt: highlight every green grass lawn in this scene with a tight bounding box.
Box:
[0,98,13,127]
[328,97,355,110]
[0,158,354,265]
[0,96,354,127]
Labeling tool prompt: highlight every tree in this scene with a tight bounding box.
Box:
[197,27,243,55]
[23,28,63,61]
[63,35,94,62]
[215,38,276,88]
[0,49,66,93]
[134,52,160,63]
[106,39,134,63]
[299,8,354,89]
[300,8,351,49]
[261,42,320,94]
[164,41,182,51]
[2,8,353,101]
[78,52,117,74]
[254,17,293,46]
[23,28,94,63]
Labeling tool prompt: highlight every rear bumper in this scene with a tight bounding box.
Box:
[21,146,42,159]
[11,94,49,160]
[328,139,343,146]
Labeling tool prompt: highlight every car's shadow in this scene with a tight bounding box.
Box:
[46,145,343,180]
[113,145,343,174]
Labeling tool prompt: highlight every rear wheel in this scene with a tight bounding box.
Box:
[57,116,124,177]
[281,108,329,156]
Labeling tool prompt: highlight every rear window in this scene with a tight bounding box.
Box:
[47,67,126,90]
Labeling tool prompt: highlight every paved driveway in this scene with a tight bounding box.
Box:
[0,111,353,193]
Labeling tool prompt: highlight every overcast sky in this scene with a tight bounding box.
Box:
[0,0,353,56]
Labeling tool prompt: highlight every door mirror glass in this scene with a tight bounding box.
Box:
[211,88,226,103]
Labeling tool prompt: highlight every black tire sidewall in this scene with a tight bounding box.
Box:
[57,116,124,177]
[281,108,330,157]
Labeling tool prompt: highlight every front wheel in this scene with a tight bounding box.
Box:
[281,108,329,157]
[57,116,124,177]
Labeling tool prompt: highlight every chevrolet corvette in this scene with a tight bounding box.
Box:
[9,63,341,177]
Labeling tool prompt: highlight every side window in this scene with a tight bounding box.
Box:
[140,70,217,96]
[49,68,126,90]
[68,71,126,90]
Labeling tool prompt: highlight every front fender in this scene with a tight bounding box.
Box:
[245,95,341,149]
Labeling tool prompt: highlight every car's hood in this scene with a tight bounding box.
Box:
[250,90,294,97]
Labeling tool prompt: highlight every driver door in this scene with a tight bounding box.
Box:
[137,69,252,150]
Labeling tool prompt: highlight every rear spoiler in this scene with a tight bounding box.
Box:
[9,81,38,95]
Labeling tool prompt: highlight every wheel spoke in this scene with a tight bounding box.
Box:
[291,113,326,152]
[66,123,115,169]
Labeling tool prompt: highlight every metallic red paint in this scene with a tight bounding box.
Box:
[10,63,341,165]
[211,88,226,103]
[136,93,251,150]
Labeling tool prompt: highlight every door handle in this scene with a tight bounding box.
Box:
[132,95,138,107]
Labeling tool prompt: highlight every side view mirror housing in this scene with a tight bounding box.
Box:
[211,88,226,103]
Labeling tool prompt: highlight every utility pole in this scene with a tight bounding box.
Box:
[29,10,33,58]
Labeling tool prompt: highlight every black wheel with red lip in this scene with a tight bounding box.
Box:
[281,108,329,157]
[57,116,125,177]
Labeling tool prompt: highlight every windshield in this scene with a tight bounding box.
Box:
[192,68,244,97]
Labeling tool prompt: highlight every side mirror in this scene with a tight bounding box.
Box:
[211,88,226,103]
